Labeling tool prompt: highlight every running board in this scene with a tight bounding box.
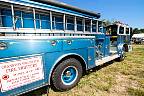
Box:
[95,54,120,66]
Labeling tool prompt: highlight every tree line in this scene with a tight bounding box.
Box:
[133,28,144,34]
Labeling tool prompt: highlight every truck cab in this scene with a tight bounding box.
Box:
[106,22,132,53]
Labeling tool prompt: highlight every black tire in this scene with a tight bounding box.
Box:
[116,47,126,61]
[51,58,83,91]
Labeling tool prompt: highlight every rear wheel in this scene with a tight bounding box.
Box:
[51,58,83,91]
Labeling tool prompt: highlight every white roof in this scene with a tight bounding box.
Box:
[132,34,144,38]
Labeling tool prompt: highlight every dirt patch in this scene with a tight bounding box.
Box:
[109,73,139,96]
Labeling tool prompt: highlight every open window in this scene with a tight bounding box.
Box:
[106,25,118,36]
[92,20,97,32]
[20,7,34,28]
[35,9,50,29]
[52,12,64,30]
[130,27,133,38]
[66,15,74,31]
[77,18,83,32]
[98,21,103,33]
[126,27,130,35]
[85,19,91,32]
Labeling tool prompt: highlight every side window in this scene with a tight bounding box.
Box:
[126,28,129,34]
[85,19,91,32]
[66,16,74,31]
[109,25,118,35]
[119,26,124,34]
[77,18,83,31]
[92,20,97,32]
[98,21,103,32]
[130,27,133,38]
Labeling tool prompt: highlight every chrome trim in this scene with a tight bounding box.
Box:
[50,11,53,30]
[33,8,36,30]
[0,28,104,34]
[0,36,95,40]
[11,4,15,29]
[90,19,92,33]
[61,66,78,85]
[74,16,77,32]
[0,42,7,50]
[95,54,120,66]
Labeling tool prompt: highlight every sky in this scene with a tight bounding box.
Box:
[59,0,144,29]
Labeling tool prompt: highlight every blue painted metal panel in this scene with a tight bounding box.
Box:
[63,39,95,50]
[104,36,110,56]
[0,38,92,96]
[95,34,105,57]
[87,47,95,69]
[0,39,63,58]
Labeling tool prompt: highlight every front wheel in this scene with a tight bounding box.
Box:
[116,47,126,61]
[51,58,83,91]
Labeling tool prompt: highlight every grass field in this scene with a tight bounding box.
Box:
[28,44,144,96]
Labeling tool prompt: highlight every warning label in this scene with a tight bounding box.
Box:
[0,56,44,92]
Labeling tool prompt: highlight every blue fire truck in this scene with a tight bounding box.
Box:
[0,0,132,95]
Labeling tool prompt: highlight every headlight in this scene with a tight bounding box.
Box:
[0,42,7,50]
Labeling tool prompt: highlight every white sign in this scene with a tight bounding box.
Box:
[0,56,44,92]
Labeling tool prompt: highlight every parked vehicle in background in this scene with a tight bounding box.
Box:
[132,34,144,44]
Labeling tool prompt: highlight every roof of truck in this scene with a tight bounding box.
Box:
[31,0,100,18]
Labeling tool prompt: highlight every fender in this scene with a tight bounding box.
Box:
[48,53,87,84]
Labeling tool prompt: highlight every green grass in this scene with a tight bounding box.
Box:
[29,44,144,96]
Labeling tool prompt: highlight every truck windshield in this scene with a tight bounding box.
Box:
[107,25,117,36]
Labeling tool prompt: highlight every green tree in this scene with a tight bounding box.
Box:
[102,19,111,27]
[133,28,144,34]
[133,28,140,34]
[139,29,144,33]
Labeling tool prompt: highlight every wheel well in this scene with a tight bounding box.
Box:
[50,55,86,84]
[123,44,128,52]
